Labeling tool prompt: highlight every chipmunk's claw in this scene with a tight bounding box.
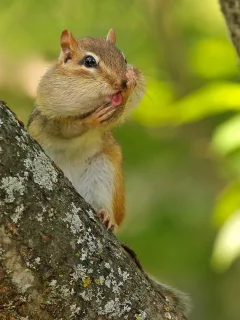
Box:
[97,209,116,232]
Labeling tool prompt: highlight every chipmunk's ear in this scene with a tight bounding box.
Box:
[60,30,78,62]
[106,29,116,44]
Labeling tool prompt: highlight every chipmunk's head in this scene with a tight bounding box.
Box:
[36,29,145,123]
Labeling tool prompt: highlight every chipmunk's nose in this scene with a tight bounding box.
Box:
[126,69,135,81]
[113,78,127,90]
[120,79,127,89]
[125,68,136,87]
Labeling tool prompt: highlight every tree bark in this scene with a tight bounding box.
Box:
[219,0,240,57]
[0,100,186,319]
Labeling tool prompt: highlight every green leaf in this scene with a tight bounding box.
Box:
[134,81,240,126]
[171,82,240,124]
[213,181,240,226]
[211,210,240,272]
[212,115,240,156]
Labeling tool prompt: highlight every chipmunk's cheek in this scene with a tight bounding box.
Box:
[110,92,122,106]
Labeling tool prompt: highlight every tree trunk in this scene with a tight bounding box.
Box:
[0,100,186,319]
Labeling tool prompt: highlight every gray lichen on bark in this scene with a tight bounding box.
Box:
[0,101,184,319]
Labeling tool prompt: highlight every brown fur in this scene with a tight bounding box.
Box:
[102,133,125,226]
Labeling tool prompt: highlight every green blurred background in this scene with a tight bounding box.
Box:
[1,0,240,319]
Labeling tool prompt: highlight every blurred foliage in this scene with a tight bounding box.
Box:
[213,115,240,157]
[136,82,240,125]
[1,0,240,319]
[213,181,240,226]
[212,210,240,272]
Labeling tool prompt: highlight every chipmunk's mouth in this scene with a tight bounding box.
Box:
[109,91,122,107]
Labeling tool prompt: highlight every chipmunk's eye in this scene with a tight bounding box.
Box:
[83,55,98,68]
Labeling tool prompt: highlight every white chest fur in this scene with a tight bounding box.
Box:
[45,131,115,217]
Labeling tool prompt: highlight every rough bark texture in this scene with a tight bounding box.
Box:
[0,100,185,320]
[219,0,240,57]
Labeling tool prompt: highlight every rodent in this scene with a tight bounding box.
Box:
[28,29,145,231]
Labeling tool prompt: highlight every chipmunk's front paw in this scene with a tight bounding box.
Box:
[93,105,117,123]
[97,209,116,233]
[83,104,117,127]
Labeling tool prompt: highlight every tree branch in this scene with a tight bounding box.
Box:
[219,0,240,57]
[0,100,186,319]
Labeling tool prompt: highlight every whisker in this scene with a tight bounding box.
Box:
[136,84,154,103]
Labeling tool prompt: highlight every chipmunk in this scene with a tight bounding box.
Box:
[28,29,145,231]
